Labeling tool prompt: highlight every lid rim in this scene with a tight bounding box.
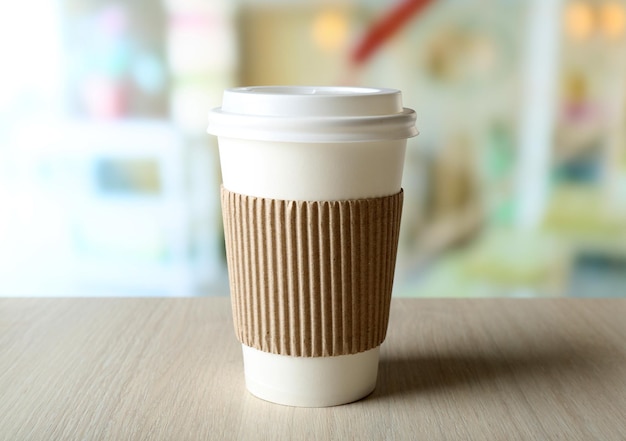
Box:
[208,107,418,143]
[208,85,418,143]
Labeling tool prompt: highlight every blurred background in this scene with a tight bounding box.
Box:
[0,0,625,297]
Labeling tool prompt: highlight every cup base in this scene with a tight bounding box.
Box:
[241,344,379,407]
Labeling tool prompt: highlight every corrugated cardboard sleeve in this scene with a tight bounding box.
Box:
[221,187,403,358]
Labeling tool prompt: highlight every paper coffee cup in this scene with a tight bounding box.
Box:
[208,86,417,407]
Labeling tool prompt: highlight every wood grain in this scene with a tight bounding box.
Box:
[1,298,625,441]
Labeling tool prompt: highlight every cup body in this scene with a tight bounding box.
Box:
[208,86,417,407]
[218,137,407,201]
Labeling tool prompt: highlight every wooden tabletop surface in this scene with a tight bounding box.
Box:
[1,297,625,440]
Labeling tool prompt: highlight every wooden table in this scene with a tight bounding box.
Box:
[1,297,625,440]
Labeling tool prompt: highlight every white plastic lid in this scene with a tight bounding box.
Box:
[208,86,418,143]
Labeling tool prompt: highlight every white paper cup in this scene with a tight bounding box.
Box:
[208,86,417,407]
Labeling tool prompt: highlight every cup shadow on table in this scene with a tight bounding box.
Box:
[370,341,607,400]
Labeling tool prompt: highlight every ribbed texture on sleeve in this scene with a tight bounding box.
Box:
[221,187,403,357]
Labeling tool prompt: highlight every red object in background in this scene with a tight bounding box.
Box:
[351,0,435,67]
